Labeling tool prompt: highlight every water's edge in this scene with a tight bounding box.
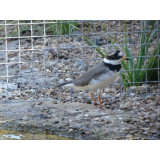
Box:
[0,129,72,140]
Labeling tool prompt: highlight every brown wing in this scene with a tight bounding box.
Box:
[73,62,109,86]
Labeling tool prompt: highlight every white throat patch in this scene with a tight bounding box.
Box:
[103,58,121,65]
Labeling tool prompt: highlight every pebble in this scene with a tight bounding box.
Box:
[52,100,57,104]
[105,120,111,124]
[68,129,73,133]
[58,79,65,84]
[146,95,155,100]
[84,114,89,117]
[24,70,32,73]
[94,117,100,121]
[85,132,90,135]
[119,101,133,110]
[123,118,132,123]
[54,121,59,124]
[65,78,72,81]
[47,115,52,118]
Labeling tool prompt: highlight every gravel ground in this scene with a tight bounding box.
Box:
[0,94,159,140]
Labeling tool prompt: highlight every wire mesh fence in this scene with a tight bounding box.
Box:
[0,20,160,104]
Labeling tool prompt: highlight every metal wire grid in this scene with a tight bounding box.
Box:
[0,20,160,103]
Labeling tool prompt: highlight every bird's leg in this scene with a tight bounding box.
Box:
[98,89,104,110]
[90,91,97,107]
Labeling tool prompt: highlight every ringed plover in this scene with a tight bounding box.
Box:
[58,50,128,109]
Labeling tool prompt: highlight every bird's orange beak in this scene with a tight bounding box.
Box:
[122,56,129,60]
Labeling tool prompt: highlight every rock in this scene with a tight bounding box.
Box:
[58,54,68,59]
[129,93,135,96]
[123,118,132,123]
[89,36,106,46]
[84,114,89,117]
[65,78,72,81]
[52,100,57,104]
[58,79,65,84]
[110,104,118,110]
[47,115,52,118]
[68,128,73,133]
[24,70,32,73]
[96,26,101,32]
[119,101,133,110]
[54,121,59,124]
[140,85,147,93]
[85,132,90,135]
[146,95,155,100]
[94,117,100,121]
[105,120,111,124]
[23,116,28,120]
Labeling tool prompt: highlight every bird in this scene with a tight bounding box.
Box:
[58,50,129,109]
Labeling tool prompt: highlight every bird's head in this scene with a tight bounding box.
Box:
[104,50,129,65]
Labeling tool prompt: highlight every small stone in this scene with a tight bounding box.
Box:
[80,131,85,135]
[129,93,135,96]
[123,118,132,123]
[85,100,91,104]
[116,93,120,97]
[36,102,43,105]
[85,132,90,135]
[52,100,57,104]
[14,97,19,100]
[119,101,133,110]
[106,120,111,124]
[104,131,109,135]
[146,95,155,100]
[95,117,100,121]
[58,79,65,84]
[54,120,59,124]
[8,97,13,100]
[23,116,28,120]
[68,129,73,133]
[24,70,31,73]
[65,78,72,81]
[84,114,89,117]
[47,115,52,118]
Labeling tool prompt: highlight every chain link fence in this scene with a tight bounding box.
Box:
[0,20,160,104]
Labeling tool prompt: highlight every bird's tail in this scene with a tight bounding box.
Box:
[57,81,73,87]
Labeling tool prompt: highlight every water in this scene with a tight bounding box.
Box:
[0,130,72,140]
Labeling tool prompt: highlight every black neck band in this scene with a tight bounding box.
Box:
[103,62,121,72]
